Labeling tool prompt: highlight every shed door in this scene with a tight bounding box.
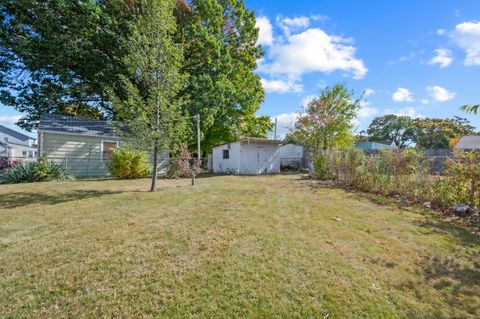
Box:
[257,146,269,174]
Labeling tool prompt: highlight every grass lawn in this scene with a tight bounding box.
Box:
[0,175,479,318]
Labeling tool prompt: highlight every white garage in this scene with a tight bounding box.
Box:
[212,138,281,175]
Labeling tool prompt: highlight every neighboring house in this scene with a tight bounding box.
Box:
[455,136,480,151]
[38,114,121,177]
[0,124,38,161]
[212,138,281,175]
[355,140,398,150]
[278,143,306,170]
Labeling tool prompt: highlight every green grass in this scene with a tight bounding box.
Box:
[0,175,479,318]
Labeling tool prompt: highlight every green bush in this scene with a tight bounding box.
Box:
[316,148,480,210]
[1,156,70,183]
[107,148,151,179]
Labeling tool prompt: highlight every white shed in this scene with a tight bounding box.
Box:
[279,144,306,169]
[212,138,281,175]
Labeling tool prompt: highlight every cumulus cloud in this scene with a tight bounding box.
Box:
[357,101,378,118]
[0,115,21,125]
[301,95,316,107]
[270,112,298,138]
[255,16,274,46]
[385,107,422,118]
[451,21,480,65]
[428,49,453,68]
[261,78,303,93]
[263,28,367,79]
[364,89,375,97]
[392,88,414,103]
[426,85,456,102]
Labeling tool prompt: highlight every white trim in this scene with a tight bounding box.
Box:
[38,129,119,140]
[100,140,119,163]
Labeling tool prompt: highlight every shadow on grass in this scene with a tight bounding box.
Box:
[417,255,480,316]
[0,190,123,209]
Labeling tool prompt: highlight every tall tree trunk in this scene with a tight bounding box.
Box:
[150,146,158,192]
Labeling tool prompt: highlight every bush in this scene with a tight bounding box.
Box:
[0,157,22,171]
[1,156,70,183]
[315,148,480,210]
[165,145,201,178]
[107,148,151,179]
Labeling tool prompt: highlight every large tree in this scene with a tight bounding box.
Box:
[414,117,477,149]
[111,0,187,192]
[1,0,271,153]
[367,114,416,148]
[0,0,133,130]
[176,0,272,153]
[287,84,361,150]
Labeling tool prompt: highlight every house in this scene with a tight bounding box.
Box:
[38,114,121,177]
[278,143,306,170]
[212,138,281,175]
[455,136,480,151]
[355,140,398,150]
[0,124,38,161]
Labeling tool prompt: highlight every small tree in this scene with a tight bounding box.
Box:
[111,0,188,192]
[287,83,361,150]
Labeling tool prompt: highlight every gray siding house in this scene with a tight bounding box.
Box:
[0,124,38,161]
[38,114,120,177]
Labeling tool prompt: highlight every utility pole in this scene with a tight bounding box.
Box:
[274,117,278,140]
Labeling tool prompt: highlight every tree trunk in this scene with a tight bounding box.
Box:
[150,146,158,192]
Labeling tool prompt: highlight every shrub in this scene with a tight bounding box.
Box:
[1,156,70,183]
[107,148,151,179]
[166,145,201,178]
[0,157,22,171]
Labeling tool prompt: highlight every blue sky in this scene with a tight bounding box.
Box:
[249,0,480,137]
[1,0,480,138]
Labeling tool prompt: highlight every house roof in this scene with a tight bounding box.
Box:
[0,124,34,142]
[374,140,394,146]
[213,138,282,149]
[38,114,117,137]
[455,136,480,150]
[0,140,12,149]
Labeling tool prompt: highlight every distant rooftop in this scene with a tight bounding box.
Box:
[455,136,480,150]
[0,124,35,142]
[38,114,117,137]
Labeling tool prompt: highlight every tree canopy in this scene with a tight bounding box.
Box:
[287,83,361,150]
[414,117,477,149]
[367,114,416,148]
[0,0,271,153]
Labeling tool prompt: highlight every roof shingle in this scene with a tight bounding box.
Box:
[38,114,117,137]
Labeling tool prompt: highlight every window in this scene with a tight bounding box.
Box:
[223,149,229,159]
[22,151,27,157]
[28,151,33,158]
[4,137,8,142]
[102,141,118,161]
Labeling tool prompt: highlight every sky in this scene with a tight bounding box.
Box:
[1,0,480,139]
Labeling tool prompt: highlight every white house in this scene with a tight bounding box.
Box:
[212,138,281,175]
[0,124,38,161]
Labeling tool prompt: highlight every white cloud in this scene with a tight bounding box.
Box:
[270,112,298,138]
[426,85,456,102]
[421,99,429,105]
[428,49,453,68]
[261,78,303,93]
[392,88,414,103]
[385,107,422,118]
[451,21,480,65]
[301,95,316,107]
[357,101,378,118]
[256,16,274,46]
[364,89,375,97]
[262,28,367,79]
[0,115,21,125]
[437,29,447,36]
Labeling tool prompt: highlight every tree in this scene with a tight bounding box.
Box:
[111,0,187,192]
[0,0,133,130]
[175,0,272,153]
[367,115,416,148]
[461,104,479,114]
[413,117,477,149]
[287,84,361,150]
